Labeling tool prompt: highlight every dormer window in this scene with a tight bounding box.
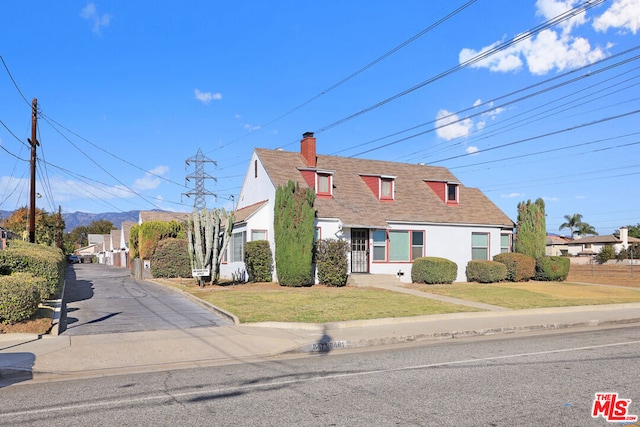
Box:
[447,183,458,204]
[360,174,395,201]
[380,177,394,200]
[316,172,333,197]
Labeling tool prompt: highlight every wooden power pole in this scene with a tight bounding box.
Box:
[28,98,39,244]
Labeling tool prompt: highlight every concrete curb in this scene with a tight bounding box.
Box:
[49,278,66,336]
[291,317,640,354]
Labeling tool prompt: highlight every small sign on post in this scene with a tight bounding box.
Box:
[192,268,211,277]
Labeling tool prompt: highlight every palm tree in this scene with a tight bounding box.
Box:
[576,222,598,237]
[559,213,583,239]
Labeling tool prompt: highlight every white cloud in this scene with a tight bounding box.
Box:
[435,109,473,141]
[244,123,261,131]
[194,89,222,104]
[466,146,479,155]
[460,0,607,75]
[80,2,112,34]
[543,196,560,202]
[593,0,640,34]
[133,165,169,191]
[501,192,525,198]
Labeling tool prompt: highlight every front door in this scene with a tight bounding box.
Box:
[351,229,369,273]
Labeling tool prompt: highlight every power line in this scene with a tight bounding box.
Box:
[206,0,479,154]
[311,0,607,136]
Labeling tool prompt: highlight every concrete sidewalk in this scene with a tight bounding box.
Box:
[2,302,640,385]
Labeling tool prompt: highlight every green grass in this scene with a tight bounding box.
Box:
[411,281,640,309]
[190,285,481,323]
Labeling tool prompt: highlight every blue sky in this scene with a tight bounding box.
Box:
[0,0,638,235]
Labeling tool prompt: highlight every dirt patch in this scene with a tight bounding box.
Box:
[0,306,54,335]
[567,264,640,287]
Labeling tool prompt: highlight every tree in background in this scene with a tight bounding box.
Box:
[1,206,64,247]
[576,222,598,237]
[515,198,546,259]
[64,219,116,250]
[615,224,640,239]
[559,213,583,239]
[274,181,315,287]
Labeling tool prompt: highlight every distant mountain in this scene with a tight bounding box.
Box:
[62,211,141,231]
[0,209,140,231]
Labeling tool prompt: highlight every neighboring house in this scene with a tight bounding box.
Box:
[546,235,571,256]
[567,227,639,257]
[119,221,136,269]
[221,132,515,283]
[88,233,112,264]
[110,230,123,267]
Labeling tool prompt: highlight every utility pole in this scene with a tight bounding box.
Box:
[183,148,217,211]
[57,205,62,249]
[28,98,39,244]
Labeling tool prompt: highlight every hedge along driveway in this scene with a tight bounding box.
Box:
[407,281,640,310]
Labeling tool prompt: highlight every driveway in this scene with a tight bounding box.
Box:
[62,264,231,335]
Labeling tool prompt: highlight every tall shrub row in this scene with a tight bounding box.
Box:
[150,238,192,278]
[274,181,316,287]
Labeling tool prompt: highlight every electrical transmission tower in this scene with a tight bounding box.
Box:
[183,148,217,211]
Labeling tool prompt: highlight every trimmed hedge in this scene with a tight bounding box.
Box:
[0,240,66,298]
[0,273,41,323]
[535,256,570,281]
[315,239,350,287]
[411,257,457,284]
[466,260,507,283]
[493,252,536,282]
[150,238,192,278]
[244,240,273,282]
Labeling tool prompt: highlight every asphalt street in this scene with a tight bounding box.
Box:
[2,325,639,426]
[62,264,231,335]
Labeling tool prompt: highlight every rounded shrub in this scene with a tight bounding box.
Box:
[596,245,615,264]
[493,252,535,282]
[150,238,192,278]
[535,256,570,281]
[466,260,507,283]
[0,273,41,323]
[244,240,273,282]
[315,239,350,287]
[411,257,457,284]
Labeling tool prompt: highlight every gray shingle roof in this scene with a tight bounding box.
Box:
[255,148,514,228]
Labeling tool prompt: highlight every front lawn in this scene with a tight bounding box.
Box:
[162,281,481,323]
[407,281,640,309]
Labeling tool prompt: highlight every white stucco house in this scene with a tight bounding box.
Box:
[566,227,638,257]
[220,132,515,283]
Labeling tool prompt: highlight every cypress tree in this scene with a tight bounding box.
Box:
[514,198,546,259]
[274,181,316,287]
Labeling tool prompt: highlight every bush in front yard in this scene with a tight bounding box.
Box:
[535,256,570,281]
[411,257,457,284]
[596,245,615,264]
[150,238,192,278]
[466,260,507,283]
[315,239,350,287]
[0,273,41,323]
[244,240,273,282]
[493,253,536,282]
[0,240,65,298]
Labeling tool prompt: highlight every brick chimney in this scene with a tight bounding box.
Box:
[300,132,317,168]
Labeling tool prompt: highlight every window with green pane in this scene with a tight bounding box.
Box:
[389,230,410,261]
[411,231,424,260]
[500,233,511,253]
[373,230,386,261]
[471,232,489,260]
